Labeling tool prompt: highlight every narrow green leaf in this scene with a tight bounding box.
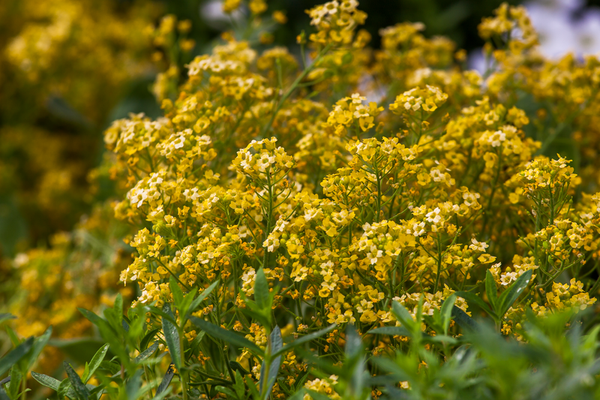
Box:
[169,276,184,312]
[5,327,19,347]
[451,306,478,332]
[179,287,198,321]
[245,375,261,400]
[0,388,10,400]
[305,389,333,400]
[25,326,52,372]
[78,308,107,330]
[184,280,219,320]
[126,369,143,400]
[161,304,182,370]
[440,294,457,335]
[114,294,123,325]
[140,329,161,352]
[0,337,34,376]
[391,301,415,329]
[8,366,22,399]
[230,361,251,376]
[156,363,175,396]
[239,305,271,329]
[344,324,363,358]
[367,326,412,337]
[254,268,270,312]
[82,344,109,383]
[456,291,496,318]
[485,270,498,311]
[143,306,178,327]
[32,372,61,391]
[423,335,458,345]
[64,362,90,400]
[498,269,533,317]
[190,316,265,357]
[287,388,307,400]
[260,327,282,399]
[272,324,336,358]
[234,370,245,398]
[134,342,159,364]
[31,371,77,399]
[215,386,238,398]
[47,338,107,365]
[57,378,72,400]
[0,314,15,324]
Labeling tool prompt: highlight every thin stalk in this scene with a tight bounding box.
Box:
[261,44,332,137]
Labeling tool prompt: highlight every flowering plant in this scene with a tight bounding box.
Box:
[3,1,600,400]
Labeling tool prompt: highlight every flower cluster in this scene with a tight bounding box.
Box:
[6,1,600,399]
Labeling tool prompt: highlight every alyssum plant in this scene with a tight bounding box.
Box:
[3,0,600,399]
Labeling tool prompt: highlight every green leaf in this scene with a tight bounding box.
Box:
[498,269,533,317]
[367,326,412,337]
[83,344,109,384]
[140,329,161,352]
[134,342,159,364]
[0,388,10,400]
[64,362,90,400]
[32,372,61,391]
[239,304,271,329]
[48,338,107,365]
[169,276,184,312]
[485,270,498,311]
[345,324,363,359]
[190,316,265,357]
[25,326,53,371]
[0,337,33,376]
[114,294,123,324]
[230,361,251,376]
[259,327,282,399]
[184,280,219,320]
[0,314,15,324]
[272,324,336,358]
[179,288,198,321]
[143,306,178,327]
[8,366,22,399]
[31,372,76,399]
[245,375,261,400]
[5,327,19,347]
[234,370,245,398]
[456,291,496,319]
[440,294,457,335]
[254,268,270,312]
[57,378,73,400]
[451,306,478,332]
[215,386,238,399]
[305,389,333,400]
[391,301,415,329]
[78,308,108,331]
[126,369,143,400]
[287,388,307,400]
[161,304,182,370]
[423,335,458,345]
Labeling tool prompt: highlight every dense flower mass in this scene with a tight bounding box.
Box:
[92,0,600,393]
[4,1,600,399]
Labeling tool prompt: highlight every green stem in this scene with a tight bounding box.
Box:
[261,44,332,138]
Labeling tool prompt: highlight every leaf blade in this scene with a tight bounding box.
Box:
[498,269,533,317]
[0,337,34,376]
[190,316,264,357]
[161,304,182,371]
